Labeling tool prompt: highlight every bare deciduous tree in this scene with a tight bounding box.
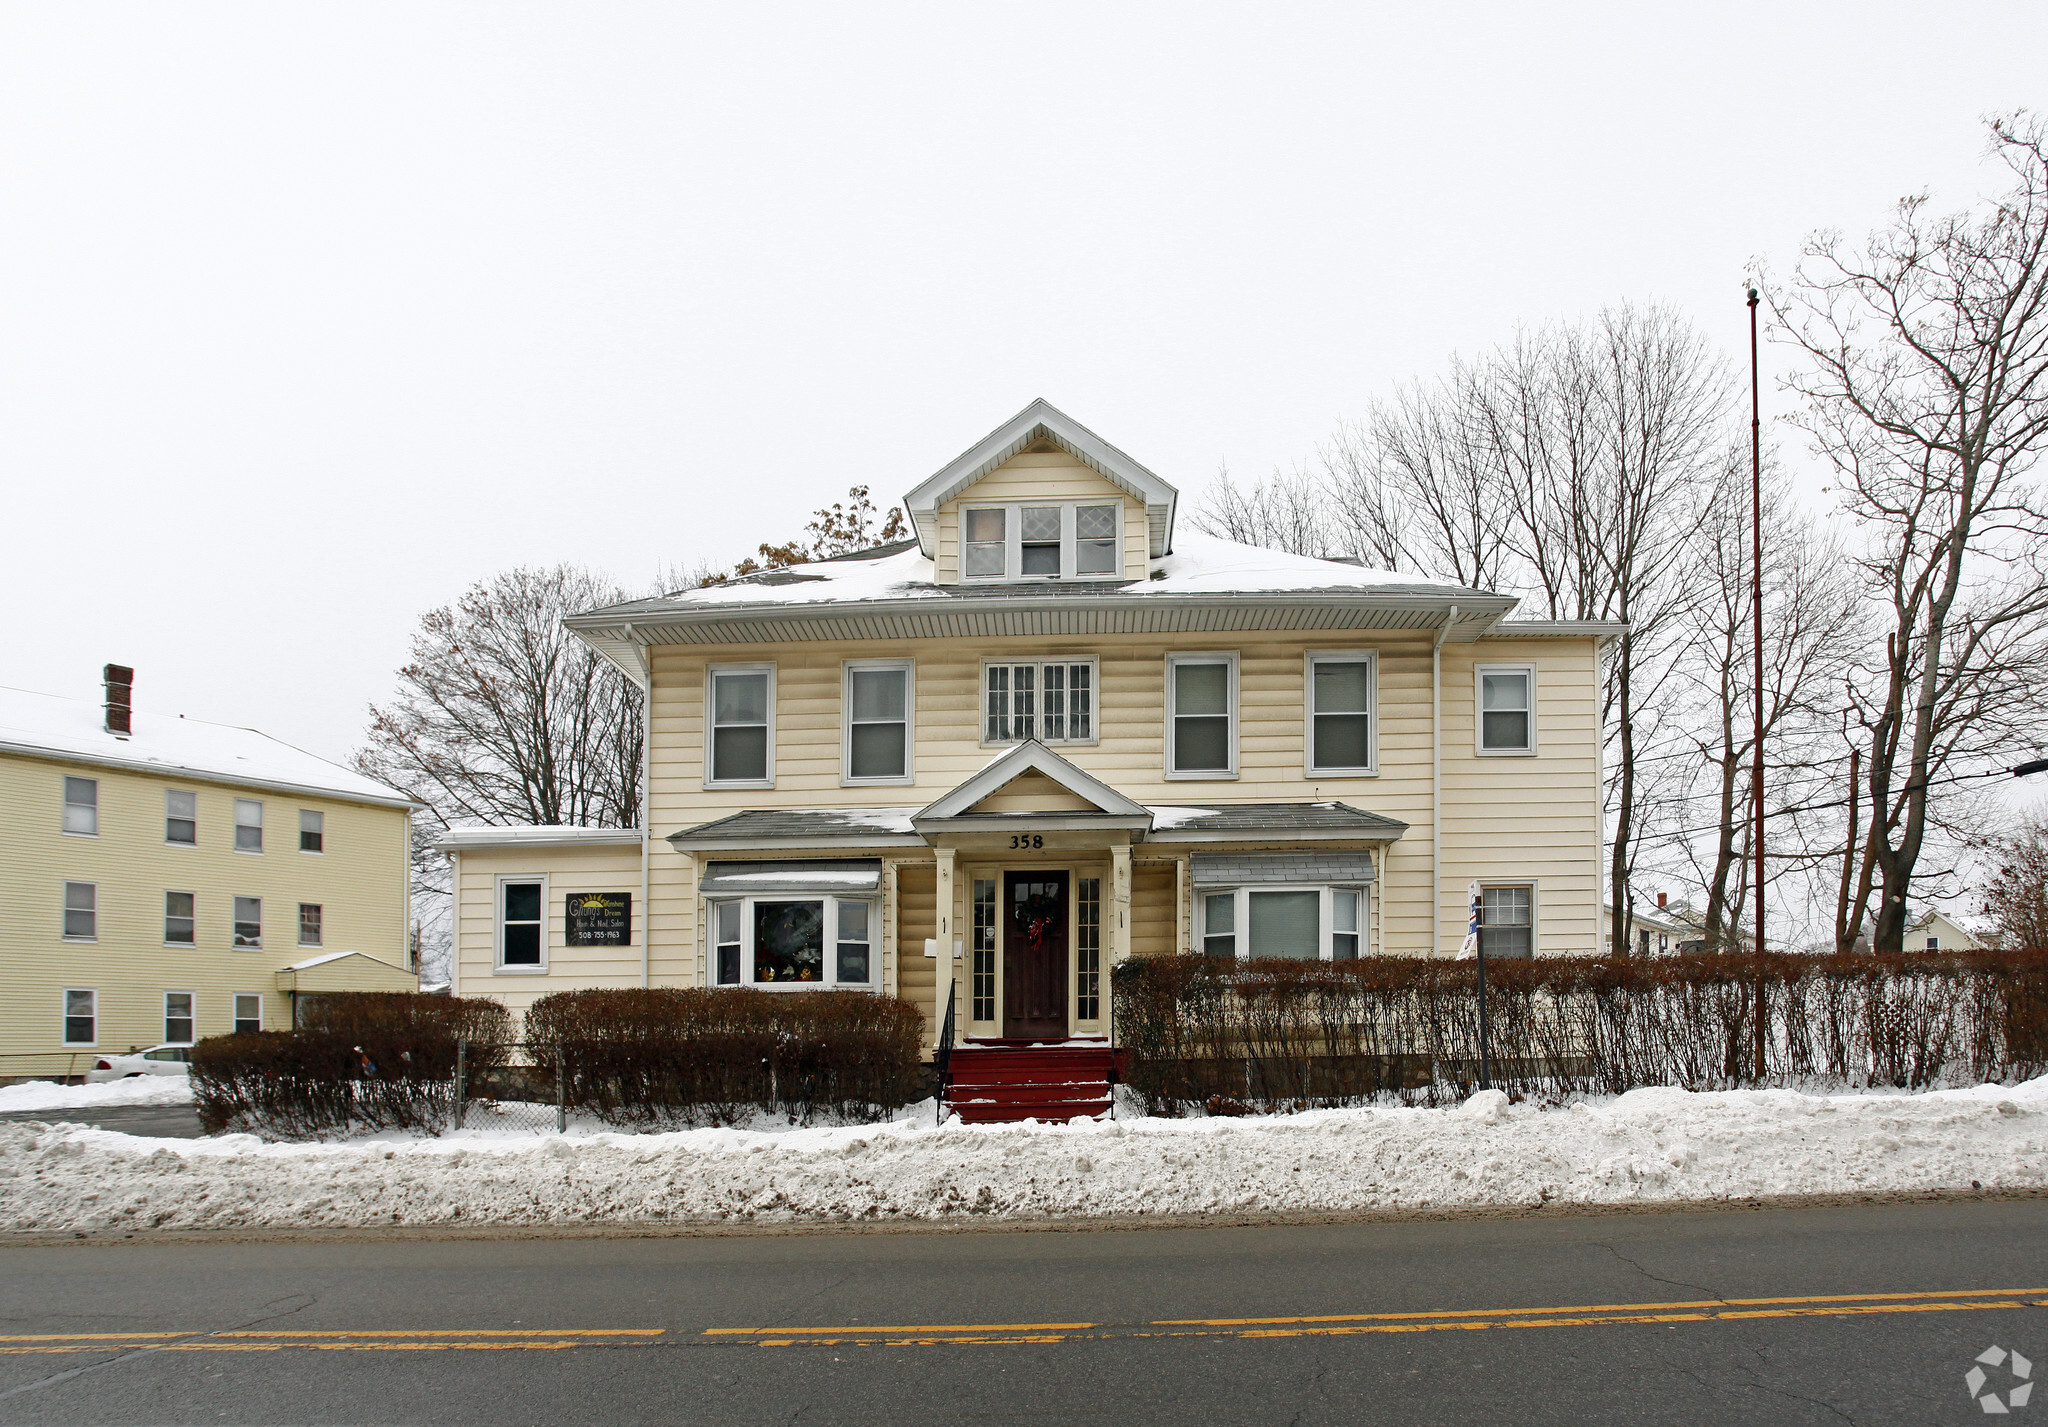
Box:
[1776,111,2048,951]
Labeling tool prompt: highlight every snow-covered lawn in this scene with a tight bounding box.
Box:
[0,1076,193,1113]
[4,1077,2045,1233]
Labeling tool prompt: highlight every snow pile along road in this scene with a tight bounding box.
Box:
[3,1079,2045,1233]
[0,1076,193,1113]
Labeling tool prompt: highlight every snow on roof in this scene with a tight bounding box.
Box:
[432,825,644,851]
[283,950,361,971]
[1140,531,1417,594]
[0,685,412,808]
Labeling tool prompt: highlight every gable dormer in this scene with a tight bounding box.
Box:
[903,399,1178,586]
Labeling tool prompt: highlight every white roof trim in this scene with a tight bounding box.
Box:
[902,399,1179,559]
[914,740,1153,824]
[431,825,644,851]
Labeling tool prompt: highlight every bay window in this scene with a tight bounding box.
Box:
[707,665,773,786]
[844,661,913,784]
[706,895,878,990]
[1198,885,1369,961]
[1167,653,1236,776]
[958,501,1124,582]
[984,660,1095,744]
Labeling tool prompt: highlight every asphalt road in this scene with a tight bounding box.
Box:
[0,1106,206,1138]
[0,1199,2043,1425]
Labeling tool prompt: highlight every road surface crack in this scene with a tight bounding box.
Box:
[1589,1241,1721,1299]
[0,1292,319,1404]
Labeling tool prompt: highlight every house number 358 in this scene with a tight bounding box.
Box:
[1009,834,1045,849]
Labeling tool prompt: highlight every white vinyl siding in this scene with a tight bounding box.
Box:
[843,661,914,785]
[706,664,774,788]
[1166,653,1238,778]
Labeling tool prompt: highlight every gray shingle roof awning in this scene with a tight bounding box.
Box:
[669,808,925,850]
[1191,851,1378,885]
[700,859,884,895]
[1148,802,1407,841]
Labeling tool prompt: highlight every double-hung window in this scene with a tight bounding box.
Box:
[710,896,877,989]
[233,896,262,949]
[63,882,97,941]
[166,790,197,844]
[63,777,98,836]
[497,878,544,970]
[165,891,196,945]
[299,810,324,853]
[707,665,773,786]
[843,661,913,784]
[299,903,323,948]
[1477,665,1536,754]
[1167,653,1236,777]
[1308,653,1377,774]
[1479,885,1534,959]
[164,992,195,1046]
[234,799,264,852]
[958,501,1124,582]
[1199,886,1368,961]
[984,660,1095,744]
[233,993,263,1035]
[63,989,96,1046]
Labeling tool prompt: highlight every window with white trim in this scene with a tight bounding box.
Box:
[1198,886,1369,961]
[233,896,262,949]
[299,809,324,853]
[63,776,98,836]
[1077,877,1103,1020]
[166,789,197,844]
[233,993,262,1035]
[844,662,913,783]
[497,878,544,969]
[299,903,323,947]
[1308,653,1377,774]
[165,891,195,945]
[63,988,96,1046]
[164,992,195,1046]
[708,665,773,786]
[983,660,1095,744]
[706,896,877,989]
[1477,665,1535,754]
[63,882,96,941]
[234,798,264,852]
[1167,654,1236,776]
[958,501,1124,582]
[1479,885,1534,959]
[971,878,997,1019]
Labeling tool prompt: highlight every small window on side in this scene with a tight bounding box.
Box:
[1479,668,1534,753]
[299,903,323,948]
[1202,892,1237,959]
[715,900,742,985]
[835,900,872,985]
[233,993,263,1035]
[233,896,262,949]
[166,789,197,844]
[963,508,1007,578]
[164,992,195,1046]
[63,777,98,836]
[63,882,97,941]
[499,881,542,967]
[299,809,324,853]
[234,799,264,852]
[63,988,96,1046]
[165,891,196,945]
[1333,890,1361,960]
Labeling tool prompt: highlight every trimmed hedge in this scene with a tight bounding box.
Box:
[191,993,511,1138]
[1111,948,2048,1115]
[523,987,923,1127]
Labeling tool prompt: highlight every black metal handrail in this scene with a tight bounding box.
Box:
[934,979,957,1124]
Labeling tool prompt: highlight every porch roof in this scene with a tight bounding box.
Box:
[667,799,1406,851]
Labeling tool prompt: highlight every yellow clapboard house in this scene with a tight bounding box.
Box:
[0,669,417,1080]
[441,400,1620,1054]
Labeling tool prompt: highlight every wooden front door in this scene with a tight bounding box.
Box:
[1003,870,1069,1039]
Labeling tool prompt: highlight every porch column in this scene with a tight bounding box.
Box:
[1110,844,1132,966]
[934,847,957,1051]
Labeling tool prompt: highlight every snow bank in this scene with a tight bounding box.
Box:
[0,1077,193,1113]
[4,1079,2045,1233]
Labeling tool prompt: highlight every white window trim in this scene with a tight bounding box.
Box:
[164,889,197,948]
[163,991,197,1047]
[232,895,263,951]
[1477,879,1539,959]
[1475,662,1539,756]
[62,775,98,838]
[1304,649,1380,776]
[1198,884,1371,961]
[299,808,325,855]
[233,992,264,1035]
[704,662,776,790]
[62,880,97,943]
[298,902,324,949]
[233,797,265,854]
[957,500,1126,583]
[62,988,97,1048]
[841,659,916,787]
[165,788,198,847]
[977,657,1103,748]
[495,873,549,974]
[703,894,879,992]
[1165,651,1240,780]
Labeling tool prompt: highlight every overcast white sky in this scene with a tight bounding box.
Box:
[4,2,2045,766]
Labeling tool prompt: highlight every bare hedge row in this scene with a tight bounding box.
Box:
[1110,949,2048,1114]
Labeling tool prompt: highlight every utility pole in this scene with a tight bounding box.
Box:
[1748,287,1768,1082]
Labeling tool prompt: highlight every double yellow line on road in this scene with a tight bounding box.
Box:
[3,1289,2040,1356]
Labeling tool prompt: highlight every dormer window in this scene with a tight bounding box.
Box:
[960,501,1123,581]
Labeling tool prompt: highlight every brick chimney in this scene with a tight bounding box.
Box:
[103,664,134,737]
[1657,891,1668,910]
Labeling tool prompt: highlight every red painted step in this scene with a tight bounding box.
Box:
[942,1045,1116,1125]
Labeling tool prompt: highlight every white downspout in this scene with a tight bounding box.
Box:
[630,626,652,990]
[1432,605,1458,959]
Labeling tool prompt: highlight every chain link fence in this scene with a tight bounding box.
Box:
[450,1041,568,1134]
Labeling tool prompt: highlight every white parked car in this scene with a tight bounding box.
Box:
[84,1045,192,1082]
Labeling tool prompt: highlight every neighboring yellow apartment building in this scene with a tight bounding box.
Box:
[0,670,417,1080]
[443,400,1619,1048]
